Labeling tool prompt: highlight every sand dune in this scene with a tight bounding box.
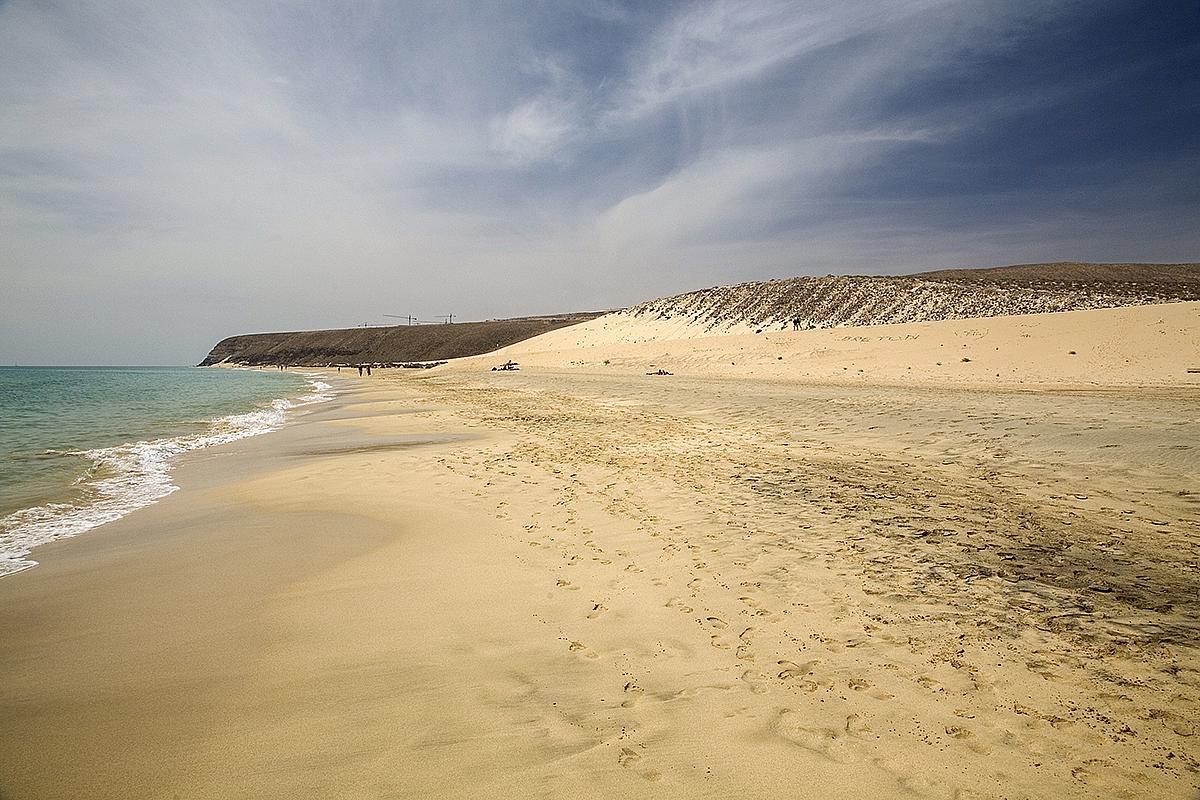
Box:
[618,266,1199,337]
[460,300,1200,390]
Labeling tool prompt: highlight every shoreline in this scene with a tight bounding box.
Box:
[0,369,338,578]
[1,311,1197,798]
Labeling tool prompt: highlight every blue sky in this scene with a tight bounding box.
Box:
[1,0,1197,363]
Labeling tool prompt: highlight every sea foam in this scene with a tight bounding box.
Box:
[0,374,334,577]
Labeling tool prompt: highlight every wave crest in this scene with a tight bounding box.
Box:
[0,374,334,577]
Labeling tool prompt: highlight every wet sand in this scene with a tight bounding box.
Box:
[1,307,1198,798]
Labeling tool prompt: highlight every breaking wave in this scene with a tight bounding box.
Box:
[0,375,334,577]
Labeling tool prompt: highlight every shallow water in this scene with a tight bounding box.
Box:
[0,366,331,575]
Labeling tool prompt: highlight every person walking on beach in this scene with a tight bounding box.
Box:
[792,316,802,331]
[366,364,372,376]
[357,364,363,376]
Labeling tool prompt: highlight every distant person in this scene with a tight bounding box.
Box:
[366,364,372,376]
[792,316,802,331]
[357,364,363,376]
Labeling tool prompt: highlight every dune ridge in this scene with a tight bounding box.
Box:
[459,301,1200,392]
[623,263,1200,337]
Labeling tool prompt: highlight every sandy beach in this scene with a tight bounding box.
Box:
[2,304,1198,799]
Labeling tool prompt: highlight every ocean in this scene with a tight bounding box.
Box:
[0,366,332,576]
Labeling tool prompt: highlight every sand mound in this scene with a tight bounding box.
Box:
[619,267,1200,338]
[912,260,1200,284]
[461,301,1200,390]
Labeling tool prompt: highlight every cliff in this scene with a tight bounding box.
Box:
[199,313,604,367]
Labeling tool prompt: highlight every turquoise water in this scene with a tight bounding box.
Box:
[0,366,332,576]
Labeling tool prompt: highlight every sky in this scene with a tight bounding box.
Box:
[1,0,1197,364]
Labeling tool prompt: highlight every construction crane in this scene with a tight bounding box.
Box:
[384,314,417,325]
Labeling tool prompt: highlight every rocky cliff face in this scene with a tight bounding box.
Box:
[199,313,604,366]
[623,263,1200,333]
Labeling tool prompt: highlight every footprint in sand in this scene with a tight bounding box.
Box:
[621,681,645,708]
[736,627,756,661]
[567,641,599,659]
[739,596,773,617]
[899,775,971,798]
[773,711,860,764]
[916,675,943,692]
[1069,759,1130,791]
[617,747,662,782]
[587,602,608,619]
[665,597,694,614]
[844,713,869,735]
[741,669,770,695]
[777,659,819,680]
[556,579,580,591]
[706,616,728,629]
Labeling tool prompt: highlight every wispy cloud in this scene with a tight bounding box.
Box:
[609,0,945,121]
[488,59,584,164]
[0,0,1196,363]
